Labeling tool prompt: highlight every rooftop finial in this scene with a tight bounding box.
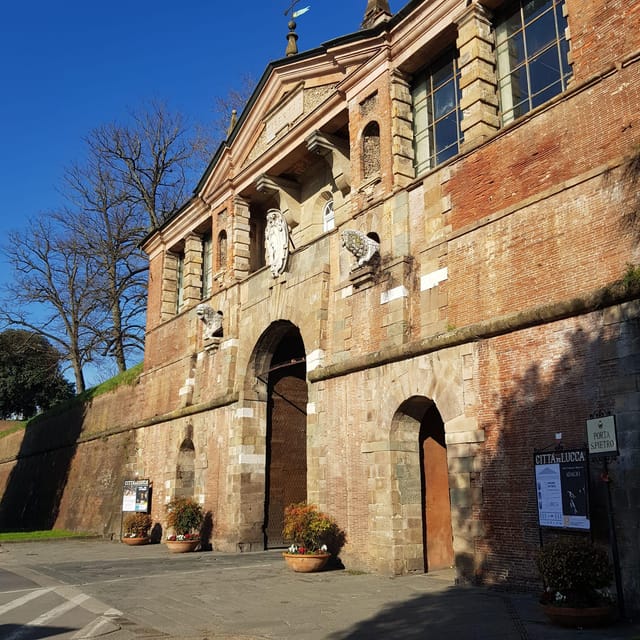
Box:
[284,1,311,57]
[362,0,391,29]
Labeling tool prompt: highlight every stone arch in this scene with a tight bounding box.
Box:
[232,320,308,550]
[386,395,454,573]
[175,437,196,499]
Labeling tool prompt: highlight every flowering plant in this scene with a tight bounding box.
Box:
[537,538,614,608]
[166,532,199,541]
[283,503,345,555]
[123,512,152,538]
[165,497,204,538]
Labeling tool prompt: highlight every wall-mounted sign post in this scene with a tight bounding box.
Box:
[587,412,624,619]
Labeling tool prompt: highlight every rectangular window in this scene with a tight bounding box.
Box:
[201,232,212,299]
[176,252,184,313]
[412,49,462,175]
[496,0,571,125]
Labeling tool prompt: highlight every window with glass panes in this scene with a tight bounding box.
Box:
[496,0,571,125]
[175,252,184,313]
[411,49,462,174]
[201,232,212,299]
[323,199,335,232]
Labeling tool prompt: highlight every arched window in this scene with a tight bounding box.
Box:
[201,232,212,299]
[322,199,335,232]
[362,121,381,179]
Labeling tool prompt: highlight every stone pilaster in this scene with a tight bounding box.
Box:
[456,3,499,151]
[390,70,415,188]
[183,233,203,308]
[232,197,251,281]
[161,252,179,321]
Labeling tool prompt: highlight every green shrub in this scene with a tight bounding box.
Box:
[165,497,204,537]
[537,538,613,607]
[283,502,345,554]
[123,512,152,538]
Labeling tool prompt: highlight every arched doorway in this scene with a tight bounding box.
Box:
[419,402,454,571]
[393,396,454,572]
[261,324,308,548]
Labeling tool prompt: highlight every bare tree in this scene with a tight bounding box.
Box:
[0,218,103,393]
[89,101,201,230]
[58,155,148,373]
[210,74,257,144]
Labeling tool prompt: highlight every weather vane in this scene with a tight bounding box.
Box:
[284,1,311,20]
[284,1,311,57]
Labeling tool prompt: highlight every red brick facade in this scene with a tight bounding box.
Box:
[1,0,639,611]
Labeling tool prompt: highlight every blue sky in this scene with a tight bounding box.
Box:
[0,0,403,380]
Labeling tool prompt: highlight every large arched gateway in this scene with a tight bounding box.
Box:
[247,321,308,548]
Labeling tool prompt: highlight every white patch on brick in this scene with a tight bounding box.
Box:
[421,267,448,291]
[179,378,195,396]
[307,402,316,414]
[235,407,254,419]
[381,286,408,305]
[307,349,325,371]
[342,285,353,298]
[222,339,239,350]
[239,453,265,465]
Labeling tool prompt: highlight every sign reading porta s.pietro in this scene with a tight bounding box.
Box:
[586,415,618,457]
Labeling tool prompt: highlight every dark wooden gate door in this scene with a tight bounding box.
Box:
[265,375,307,547]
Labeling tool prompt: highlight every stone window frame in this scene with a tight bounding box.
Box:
[175,249,185,313]
[322,197,335,232]
[201,231,213,300]
[494,0,572,125]
[411,47,463,174]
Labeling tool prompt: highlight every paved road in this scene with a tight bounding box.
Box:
[0,539,638,640]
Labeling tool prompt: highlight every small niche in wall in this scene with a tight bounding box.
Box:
[362,121,381,180]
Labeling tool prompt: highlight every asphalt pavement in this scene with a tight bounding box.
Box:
[0,539,638,640]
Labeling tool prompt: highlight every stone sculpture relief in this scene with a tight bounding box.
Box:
[265,209,290,277]
[341,229,380,271]
[196,304,223,340]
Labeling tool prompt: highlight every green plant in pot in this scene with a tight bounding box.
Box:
[537,537,615,627]
[282,502,345,572]
[122,512,152,544]
[165,497,204,541]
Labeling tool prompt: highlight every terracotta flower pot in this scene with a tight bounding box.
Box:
[121,537,149,546]
[541,604,615,628]
[283,552,330,573]
[166,539,200,553]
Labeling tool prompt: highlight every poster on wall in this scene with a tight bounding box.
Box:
[534,449,590,530]
[122,479,150,513]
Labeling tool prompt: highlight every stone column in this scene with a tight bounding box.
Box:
[456,3,499,151]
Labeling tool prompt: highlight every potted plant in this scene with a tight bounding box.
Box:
[122,512,152,545]
[165,497,204,553]
[282,502,345,572]
[537,537,615,627]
